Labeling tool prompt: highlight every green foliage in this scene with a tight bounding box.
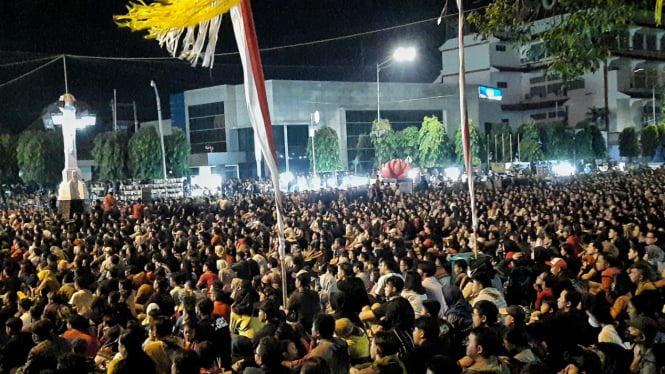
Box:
[454,120,481,166]
[417,116,450,168]
[468,0,638,80]
[618,127,640,159]
[165,128,191,177]
[370,118,393,167]
[574,128,594,162]
[589,125,608,160]
[16,130,63,185]
[396,126,420,160]
[128,127,162,179]
[658,123,665,147]
[640,125,660,158]
[538,122,573,160]
[517,120,544,162]
[91,131,129,181]
[307,126,344,173]
[0,135,19,184]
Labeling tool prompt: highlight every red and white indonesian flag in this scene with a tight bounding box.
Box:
[231,0,287,258]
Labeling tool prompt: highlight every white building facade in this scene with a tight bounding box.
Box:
[171,80,468,178]
[437,16,665,159]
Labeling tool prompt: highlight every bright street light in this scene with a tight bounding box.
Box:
[376,46,416,122]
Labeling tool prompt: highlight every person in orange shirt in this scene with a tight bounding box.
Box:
[103,192,117,222]
[61,314,100,358]
[212,288,231,324]
[132,199,143,220]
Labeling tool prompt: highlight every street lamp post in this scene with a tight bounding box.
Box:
[150,80,168,180]
[376,46,416,122]
[309,111,320,181]
[49,93,96,217]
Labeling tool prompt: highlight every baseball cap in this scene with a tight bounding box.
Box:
[546,257,567,270]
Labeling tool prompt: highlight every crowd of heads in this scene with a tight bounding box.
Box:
[0,168,662,373]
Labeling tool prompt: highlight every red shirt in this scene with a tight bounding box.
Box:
[132,203,143,219]
[197,271,220,290]
[103,194,117,212]
[213,301,231,324]
[535,288,553,310]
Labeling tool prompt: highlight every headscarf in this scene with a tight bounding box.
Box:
[442,285,473,331]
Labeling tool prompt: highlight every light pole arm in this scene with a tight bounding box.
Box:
[376,57,394,122]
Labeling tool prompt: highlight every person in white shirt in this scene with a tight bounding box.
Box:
[370,257,403,300]
[417,261,447,318]
[69,277,94,318]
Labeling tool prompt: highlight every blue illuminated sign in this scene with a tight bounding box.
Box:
[478,86,502,101]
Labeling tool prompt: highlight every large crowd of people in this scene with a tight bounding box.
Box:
[0,168,663,374]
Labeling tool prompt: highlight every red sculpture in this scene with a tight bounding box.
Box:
[380,158,411,179]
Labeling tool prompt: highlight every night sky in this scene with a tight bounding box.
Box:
[0,0,463,134]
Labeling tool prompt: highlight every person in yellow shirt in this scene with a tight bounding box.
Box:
[335,318,370,365]
[106,330,155,374]
[142,316,183,374]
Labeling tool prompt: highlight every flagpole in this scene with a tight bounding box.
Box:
[457,0,478,256]
[231,0,288,307]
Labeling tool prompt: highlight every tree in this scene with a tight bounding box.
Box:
[165,128,191,178]
[306,126,344,173]
[454,120,481,166]
[517,120,544,162]
[370,118,393,167]
[658,123,665,147]
[589,125,608,160]
[395,126,420,161]
[538,121,573,160]
[468,0,636,80]
[640,124,660,158]
[0,134,19,184]
[618,127,640,162]
[574,127,594,162]
[128,127,162,179]
[91,131,129,181]
[417,116,451,168]
[16,130,63,185]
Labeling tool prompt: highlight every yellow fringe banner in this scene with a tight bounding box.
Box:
[114,0,242,67]
[114,0,241,36]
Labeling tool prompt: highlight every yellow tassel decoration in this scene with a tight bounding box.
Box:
[114,0,242,67]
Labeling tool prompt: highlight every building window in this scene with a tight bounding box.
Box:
[646,34,656,51]
[530,76,546,84]
[617,30,630,50]
[495,45,506,52]
[497,82,508,88]
[188,101,226,153]
[567,78,585,91]
[271,124,310,173]
[501,119,509,124]
[633,33,645,50]
[530,86,546,97]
